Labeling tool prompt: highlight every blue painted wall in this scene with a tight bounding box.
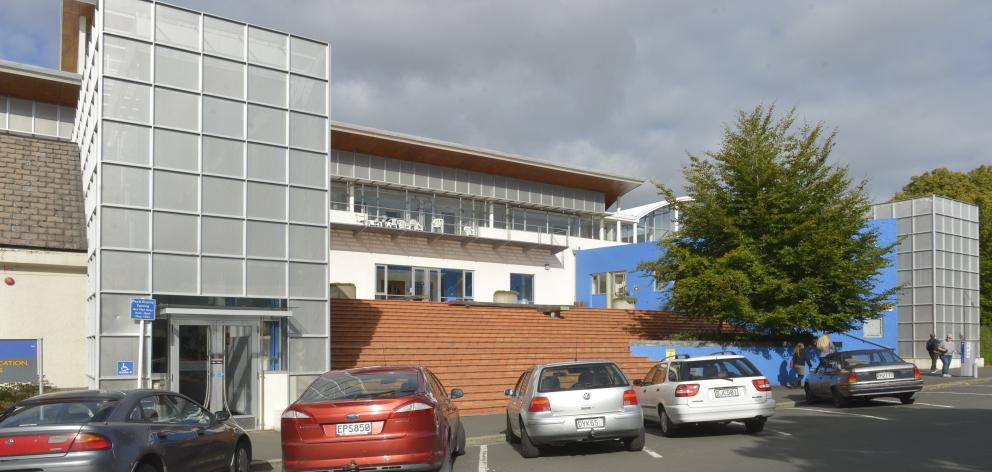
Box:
[574,242,668,309]
[576,219,902,385]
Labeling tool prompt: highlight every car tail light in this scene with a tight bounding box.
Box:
[281,409,314,423]
[752,378,772,392]
[675,383,700,397]
[623,389,638,406]
[68,433,111,452]
[391,401,435,419]
[528,396,551,413]
[913,366,921,380]
[847,372,858,384]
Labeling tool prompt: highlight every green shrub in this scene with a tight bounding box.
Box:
[0,380,51,410]
[494,290,519,297]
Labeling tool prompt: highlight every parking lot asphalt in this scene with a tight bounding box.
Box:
[251,372,991,472]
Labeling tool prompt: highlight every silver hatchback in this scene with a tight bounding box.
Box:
[503,361,644,458]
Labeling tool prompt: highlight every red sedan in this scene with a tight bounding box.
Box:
[281,366,465,472]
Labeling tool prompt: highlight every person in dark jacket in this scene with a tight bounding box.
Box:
[790,342,812,388]
[925,333,940,374]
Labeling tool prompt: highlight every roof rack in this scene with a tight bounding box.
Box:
[662,354,691,360]
[710,351,738,356]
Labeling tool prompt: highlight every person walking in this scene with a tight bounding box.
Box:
[815,333,834,364]
[937,334,954,377]
[925,333,940,374]
[790,342,812,388]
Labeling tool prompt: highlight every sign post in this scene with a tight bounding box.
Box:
[130,298,156,389]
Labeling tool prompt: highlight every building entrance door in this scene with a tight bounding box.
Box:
[172,320,258,429]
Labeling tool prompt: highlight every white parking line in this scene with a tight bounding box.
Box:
[920,391,992,396]
[478,445,488,472]
[873,398,954,408]
[643,447,663,459]
[768,429,793,436]
[792,407,890,421]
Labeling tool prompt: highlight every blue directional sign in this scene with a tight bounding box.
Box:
[130,298,156,321]
[117,361,134,376]
[0,339,39,383]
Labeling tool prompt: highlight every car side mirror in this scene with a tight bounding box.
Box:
[213,411,231,422]
[503,388,514,397]
[450,388,464,399]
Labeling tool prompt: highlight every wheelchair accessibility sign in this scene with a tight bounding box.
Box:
[117,361,134,376]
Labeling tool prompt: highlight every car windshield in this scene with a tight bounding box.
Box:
[839,350,902,369]
[680,358,761,381]
[0,400,118,427]
[298,370,420,402]
[537,363,629,392]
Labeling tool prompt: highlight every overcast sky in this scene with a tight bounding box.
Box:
[3,0,990,208]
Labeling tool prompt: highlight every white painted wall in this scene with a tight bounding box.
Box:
[262,372,289,430]
[330,228,621,305]
[0,248,88,389]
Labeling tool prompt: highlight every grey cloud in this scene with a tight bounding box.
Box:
[6,0,992,207]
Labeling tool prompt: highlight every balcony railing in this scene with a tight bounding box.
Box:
[330,205,572,250]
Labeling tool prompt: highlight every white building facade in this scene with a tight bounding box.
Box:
[327,123,645,305]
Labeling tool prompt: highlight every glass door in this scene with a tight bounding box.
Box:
[176,324,210,406]
[223,325,253,416]
[172,320,259,429]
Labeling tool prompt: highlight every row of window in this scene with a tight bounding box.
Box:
[373,264,536,304]
[329,150,606,213]
[332,182,609,240]
[0,96,75,139]
[104,0,327,77]
[102,79,327,152]
[590,271,664,296]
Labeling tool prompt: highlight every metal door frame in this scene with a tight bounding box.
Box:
[170,318,260,429]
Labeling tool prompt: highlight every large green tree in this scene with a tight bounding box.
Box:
[640,105,896,336]
[894,166,991,326]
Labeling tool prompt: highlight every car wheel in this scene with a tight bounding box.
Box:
[624,429,645,451]
[744,419,765,434]
[803,383,817,404]
[505,414,520,444]
[519,418,541,458]
[230,442,250,472]
[899,394,916,405]
[831,388,850,408]
[455,422,467,456]
[659,407,679,438]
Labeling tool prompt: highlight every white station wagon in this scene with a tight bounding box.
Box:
[634,353,775,436]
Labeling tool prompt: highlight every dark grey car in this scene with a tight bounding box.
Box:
[803,349,923,407]
[0,389,251,472]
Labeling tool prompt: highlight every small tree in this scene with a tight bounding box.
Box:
[640,105,897,336]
